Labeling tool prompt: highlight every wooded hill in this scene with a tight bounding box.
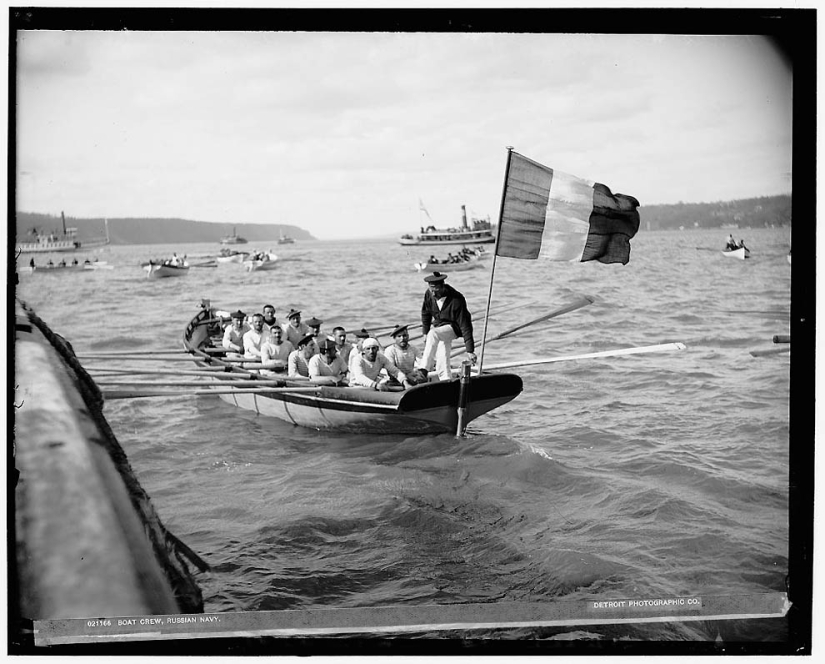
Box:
[14,194,791,244]
[639,195,791,230]
[14,212,316,245]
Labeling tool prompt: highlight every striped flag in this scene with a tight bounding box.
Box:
[496,151,640,264]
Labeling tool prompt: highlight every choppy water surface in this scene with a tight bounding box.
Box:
[14,228,792,643]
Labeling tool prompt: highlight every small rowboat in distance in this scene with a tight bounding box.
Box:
[243,253,279,272]
[183,304,523,434]
[143,262,190,278]
[414,259,484,272]
[217,250,248,264]
[722,247,750,260]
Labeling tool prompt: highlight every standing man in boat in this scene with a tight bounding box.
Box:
[418,272,476,381]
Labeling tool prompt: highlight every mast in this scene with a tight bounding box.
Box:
[61,211,67,235]
[461,205,469,231]
[476,147,514,375]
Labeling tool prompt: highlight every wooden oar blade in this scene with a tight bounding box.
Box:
[481,342,687,372]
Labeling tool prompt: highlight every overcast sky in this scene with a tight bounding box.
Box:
[15,28,793,240]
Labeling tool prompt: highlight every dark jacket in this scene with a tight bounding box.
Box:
[421,284,475,353]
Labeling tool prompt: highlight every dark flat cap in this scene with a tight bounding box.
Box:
[391,325,409,337]
[231,310,246,319]
[286,309,301,319]
[305,317,323,327]
[424,272,447,283]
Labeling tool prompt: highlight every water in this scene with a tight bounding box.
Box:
[13,228,792,642]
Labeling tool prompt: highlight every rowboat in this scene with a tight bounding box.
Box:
[243,253,279,272]
[182,305,523,434]
[722,247,750,260]
[143,262,190,278]
[399,205,495,246]
[216,250,248,264]
[414,258,484,272]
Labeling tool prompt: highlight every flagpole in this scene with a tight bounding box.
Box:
[477,146,514,375]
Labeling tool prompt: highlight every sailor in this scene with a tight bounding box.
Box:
[242,313,267,360]
[222,310,249,356]
[29,258,35,268]
[350,338,407,391]
[348,328,374,375]
[259,324,293,375]
[332,327,355,367]
[383,324,426,385]
[305,317,324,339]
[261,304,278,332]
[738,239,748,250]
[417,272,476,381]
[288,334,317,378]
[308,338,348,386]
[726,234,738,251]
[282,309,311,347]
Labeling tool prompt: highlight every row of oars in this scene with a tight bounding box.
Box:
[79,295,689,400]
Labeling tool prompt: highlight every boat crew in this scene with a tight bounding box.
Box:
[259,325,293,375]
[383,325,425,385]
[308,338,348,386]
[261,304,278,332]
[222,310,249,356]
[282,309,311,347]
[288,334,317,378]
[725,234,738,251]
[242,313,267,359]
[350,338,407,391]
[417,272,476,381]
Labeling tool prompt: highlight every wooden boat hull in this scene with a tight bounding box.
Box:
[722,247,750,260]
[144,264,190,278]
[20,264,96,274]
[217,253,247,264]
[183,306,523,434]
[243,254,279,272]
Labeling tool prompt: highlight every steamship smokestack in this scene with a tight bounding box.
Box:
[461,205,468,231]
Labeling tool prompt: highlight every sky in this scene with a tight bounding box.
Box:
[14,22,795,240]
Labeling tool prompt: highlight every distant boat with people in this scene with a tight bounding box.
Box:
[277,231,295,245]
[220,226,248,245]
[399,205,495,246]
[243,251,279,272]
[414,246,490,272]
[20,257,112,274]
[142,255,190,278]
[16,212,110,254]
[723,235,750,260]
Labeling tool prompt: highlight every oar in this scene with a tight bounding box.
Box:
[91,378,293,387]
[77,349,192,356]
[479,342,687,372]
[78,354,210,362]
[86,367,251,378]
[750,347,791,357]
[189,261,218,268]
[773,334,790,344]
[449,295,596,358]
[102,386,322,400]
